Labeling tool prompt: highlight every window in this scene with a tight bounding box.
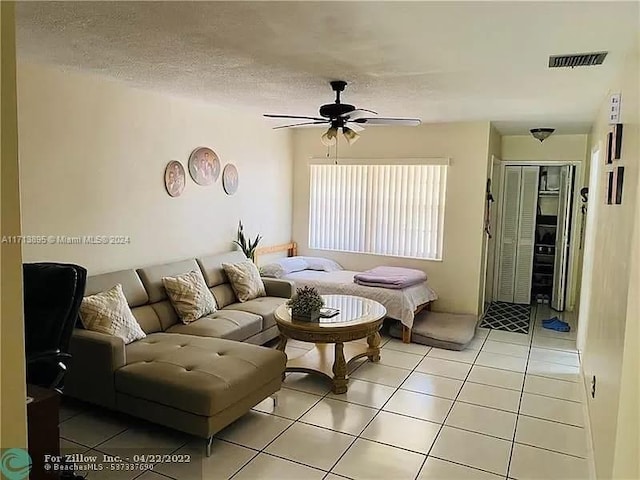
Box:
[309,163,447,260]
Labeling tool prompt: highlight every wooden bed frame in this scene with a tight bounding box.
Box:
[254,242,431,343]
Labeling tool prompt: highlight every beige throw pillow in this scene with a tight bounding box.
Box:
[162,270,217,324]
[223,261,266,302]
[79,284,146,344]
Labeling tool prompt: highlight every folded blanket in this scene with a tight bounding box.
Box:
[354,266,427,289]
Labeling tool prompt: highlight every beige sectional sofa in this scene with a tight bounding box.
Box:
[65,251,291,455]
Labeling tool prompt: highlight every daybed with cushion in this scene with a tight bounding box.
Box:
[257,243,438,343]
[65,250,290,455]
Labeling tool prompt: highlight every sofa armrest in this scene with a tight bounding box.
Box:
[64,329,126,409]
[262,278,294,299]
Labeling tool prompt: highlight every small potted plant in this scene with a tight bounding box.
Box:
[287,286,325,322]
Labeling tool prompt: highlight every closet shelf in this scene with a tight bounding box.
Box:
[537,224,557,228]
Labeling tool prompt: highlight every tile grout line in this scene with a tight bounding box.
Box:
[323,340,435,477]
[504,303,537,479]
[411,328,493,480]
[228,380,333,480]
[226,338,396,479]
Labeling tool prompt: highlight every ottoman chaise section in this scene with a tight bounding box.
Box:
[114,333,286,453]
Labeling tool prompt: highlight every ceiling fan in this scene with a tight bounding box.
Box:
[263,80,421,146]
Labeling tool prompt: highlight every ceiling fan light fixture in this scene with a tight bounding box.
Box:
[343,126,360,145]
[530,128,555,142]
[321,126,338,146]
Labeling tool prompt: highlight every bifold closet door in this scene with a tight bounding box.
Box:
[552,165,574,311]
[497,167,522,302]
[513,167,539,304]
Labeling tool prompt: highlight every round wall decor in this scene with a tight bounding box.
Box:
[164,160,186,197]
[188,147,220,186]
[222,164,239,195]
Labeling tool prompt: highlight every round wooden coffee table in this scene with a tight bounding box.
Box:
[274,294,386,394]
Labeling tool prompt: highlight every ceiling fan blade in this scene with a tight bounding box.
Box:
[345,122,365,132]
[353,117,421,126]
[264,114,326,121]
[273,121,328,130]
[340,108,378,120]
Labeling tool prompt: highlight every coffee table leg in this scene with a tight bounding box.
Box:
[276,335,288,381]
[367,331,381,362]
[276,334,288,352]
[332,342,348,394]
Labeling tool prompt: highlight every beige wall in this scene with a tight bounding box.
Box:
[292,122,491,315]
[0,1,27,449]
[502,134,589,162]
[582,46,639,480]
[17,62,293,274]
[500,133,589,311]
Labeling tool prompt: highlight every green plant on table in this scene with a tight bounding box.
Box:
[233,220,262,262]
[287,286,325,319]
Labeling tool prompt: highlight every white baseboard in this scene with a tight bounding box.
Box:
[579,362,597,480]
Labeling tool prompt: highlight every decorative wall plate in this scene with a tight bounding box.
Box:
[164,160,186,197]
[222,164,239,195]
[188,147,220,186]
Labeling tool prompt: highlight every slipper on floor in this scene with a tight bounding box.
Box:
[542,316,560,326]
[543,319,570,332]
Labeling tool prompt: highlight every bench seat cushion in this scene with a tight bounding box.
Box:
[390,311,478,350]
[165,310,261,341]
[116,333,286,416]
[223,296,287,330]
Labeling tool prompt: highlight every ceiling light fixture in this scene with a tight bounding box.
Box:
[321,126,338,146]
[530,128,555,142]
[342,126,360,145]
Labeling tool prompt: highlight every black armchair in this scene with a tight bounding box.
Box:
[23,262,87,392]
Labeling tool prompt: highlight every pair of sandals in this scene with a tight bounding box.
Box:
[542,316,570,332]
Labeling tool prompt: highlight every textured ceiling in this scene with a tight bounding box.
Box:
[16,1,639,134]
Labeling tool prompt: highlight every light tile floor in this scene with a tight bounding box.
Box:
[59,304,591,479]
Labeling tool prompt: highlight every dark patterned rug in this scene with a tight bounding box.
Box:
[480,302,532,334]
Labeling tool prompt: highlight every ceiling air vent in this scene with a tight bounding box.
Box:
[549,52,608,68]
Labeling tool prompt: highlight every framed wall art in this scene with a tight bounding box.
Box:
[615,166,625,205]
[613,123,623,160]
[222,164,239,195]
[164,160,186,197]
[188,147,221,186]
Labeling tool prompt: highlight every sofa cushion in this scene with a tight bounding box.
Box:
[165,310,261,341]
[85,269,148,307]
[197,251,247,287]
[116,333,286,416]
[137,259,201,303]
[210,284,237,309]
[162,270,217,324]
[80,284,147,344]
[223,296,287,330]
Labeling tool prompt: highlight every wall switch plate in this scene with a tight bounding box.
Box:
[609,93,622,123]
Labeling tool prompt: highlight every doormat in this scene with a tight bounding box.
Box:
[480,302,532,334]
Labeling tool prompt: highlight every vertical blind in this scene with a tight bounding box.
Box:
[309,164,448,260]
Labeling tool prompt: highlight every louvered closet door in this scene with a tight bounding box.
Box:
[552,165,573,311]
[497,167,522,302]
[513,166,540,304]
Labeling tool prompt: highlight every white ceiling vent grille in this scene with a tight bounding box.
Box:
[549,52,608,68]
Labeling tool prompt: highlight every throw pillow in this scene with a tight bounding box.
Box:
[300,256,343,272]
[162,270,217,324]
[223,261,266,302]
[79,284,146,344]
[260,257,309,278]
